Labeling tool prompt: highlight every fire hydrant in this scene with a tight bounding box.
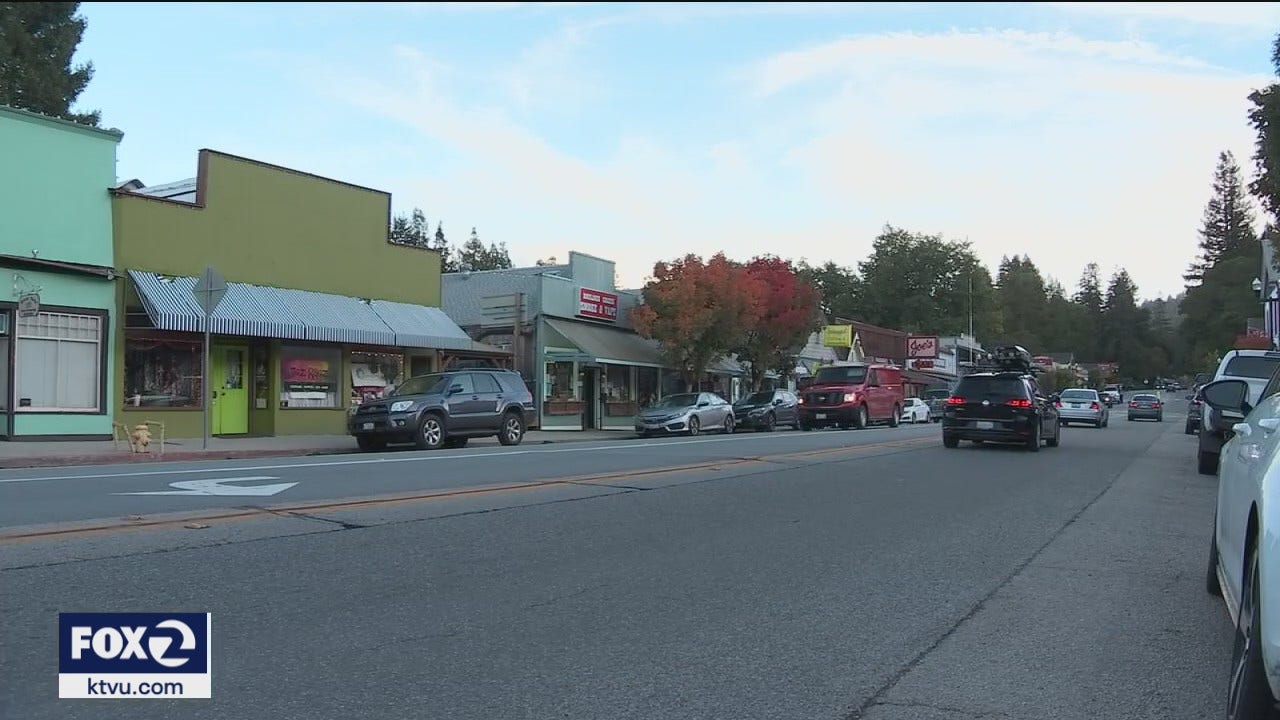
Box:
[130,424,152,453]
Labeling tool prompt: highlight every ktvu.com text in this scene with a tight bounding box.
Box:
[57,612,212,699]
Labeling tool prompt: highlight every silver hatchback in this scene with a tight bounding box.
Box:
[1056,388,1109,427]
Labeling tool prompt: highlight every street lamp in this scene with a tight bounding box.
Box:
[1253,277,1263,293]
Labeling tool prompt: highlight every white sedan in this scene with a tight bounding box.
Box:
[900,397,931,424]
[1201,370,1280,719]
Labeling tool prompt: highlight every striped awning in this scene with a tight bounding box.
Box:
[129,270,307,339]
[369,300,474,350]
[264,287,396,346]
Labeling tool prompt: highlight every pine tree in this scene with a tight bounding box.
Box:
[1186,151,1256,284]
[434,222,457,273]
[1073,263,1105,361]
[0,2,100,125]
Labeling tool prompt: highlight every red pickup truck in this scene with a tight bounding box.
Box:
[798,363,905,430]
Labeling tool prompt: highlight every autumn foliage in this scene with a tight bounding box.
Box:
[631,253,821,391]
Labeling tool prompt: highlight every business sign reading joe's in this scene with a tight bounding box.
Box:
[907,336,939,359]
[59,613,212,699]
[578,288,618,322]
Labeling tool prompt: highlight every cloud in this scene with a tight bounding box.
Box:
[1044,2,1280,27]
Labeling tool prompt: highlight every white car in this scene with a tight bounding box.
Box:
[900,397,931,424]
[1199,350,1280,475]
[1201,369,1280,718]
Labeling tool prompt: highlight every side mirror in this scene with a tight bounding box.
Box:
[697,400,709,408]
[773,397,784,405]
[448,384,465,395]
[1201,379,1251,415]
[1050,394,1060,403]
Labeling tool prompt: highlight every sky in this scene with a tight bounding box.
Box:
[73,1,1280,299]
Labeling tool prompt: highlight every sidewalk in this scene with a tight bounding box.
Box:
[0,429,636,470]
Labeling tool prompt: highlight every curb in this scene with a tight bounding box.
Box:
[0,432,639,470]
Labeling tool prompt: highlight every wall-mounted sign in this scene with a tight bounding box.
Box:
[17,293,40,318]
[282,357,335,393]
[914,359,935,369]
[906,335,938,358]
[822,325,852,347]
[578,288,618,322]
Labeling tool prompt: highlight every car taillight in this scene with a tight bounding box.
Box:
[1128,402,1137,408]
[947,397,965,405]
[1007,399,1033,408]
[1153,402,1161,408]
[1055,402,1062,408]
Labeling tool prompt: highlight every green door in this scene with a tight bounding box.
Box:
[212,345,249,435]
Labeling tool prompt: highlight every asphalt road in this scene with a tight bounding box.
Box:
[0,409,1235,719]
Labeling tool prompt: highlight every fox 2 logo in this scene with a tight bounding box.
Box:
[59,613,210,675]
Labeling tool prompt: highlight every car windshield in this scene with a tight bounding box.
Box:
[1060,390,1095,400]
[954,377,1026,401]
[654,393,699,408]
[1133,395,1158,402]
[814,366,867,384]
[741,392,774,404]
[390,374,448,397]
[1223,355,1280,379]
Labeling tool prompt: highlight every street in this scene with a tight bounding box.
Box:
[0,410,1235,719]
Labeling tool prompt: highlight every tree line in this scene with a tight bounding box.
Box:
[389,207,513,273]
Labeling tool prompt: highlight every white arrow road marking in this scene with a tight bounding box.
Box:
[115,477,298,497]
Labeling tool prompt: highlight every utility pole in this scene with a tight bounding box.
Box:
[968,271,974,339]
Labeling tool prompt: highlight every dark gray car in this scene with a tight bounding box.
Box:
[349,369,535,451]
[1127,393,1163,421]
[733,389,800,432]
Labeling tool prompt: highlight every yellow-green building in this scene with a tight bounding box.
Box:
[113,149,505,438]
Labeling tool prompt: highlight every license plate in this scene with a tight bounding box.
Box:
[362,423,374,430]
[1071,403,1081,408]
[976,421,994,430]
[815,413,827,419]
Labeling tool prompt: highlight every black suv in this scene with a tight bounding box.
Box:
[349,369,535,451]
[941,346,1061,451]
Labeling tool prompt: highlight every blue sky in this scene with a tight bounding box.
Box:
[75,2,1280,298]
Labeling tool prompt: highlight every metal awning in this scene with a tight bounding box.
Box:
[129,270,307,339]
[265,287,395,346]
[544,318,663,367]
[369,300,475,350]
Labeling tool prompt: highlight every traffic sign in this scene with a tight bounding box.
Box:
[191,266,227,316]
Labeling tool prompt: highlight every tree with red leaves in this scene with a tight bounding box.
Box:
[631,253,764,391]
[734,256,823,391]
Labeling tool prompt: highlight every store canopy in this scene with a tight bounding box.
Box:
[706,355,746,377]
[128,270,475,349]
[544,318,663,367]
[368,300,475,351]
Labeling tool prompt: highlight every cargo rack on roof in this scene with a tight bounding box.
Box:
[971,345,1039,375]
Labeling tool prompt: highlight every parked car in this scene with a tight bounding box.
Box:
[941,345,1061,451]
[349,369,534,451]
[1127,393,1163,422]
[732,389,800,432]
[1186,390,1203,435]
[1055,388,1109,427]
[1100,389,1120,407]
[635,392,734,437]
[900,397,932,424]
[798,363,905,430]
[923,388,950,422]
[1199,350,1280,475]
[1200,370,1280,718]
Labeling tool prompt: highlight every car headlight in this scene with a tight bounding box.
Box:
[844,393,856,402]
[390,400,416,413]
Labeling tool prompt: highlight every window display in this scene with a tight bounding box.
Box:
[124,334,201,408]
[17,312,103,411]
[350,352,405,405]
[637,367,659,407]
[546,361,575,400]
[280,345,341,408]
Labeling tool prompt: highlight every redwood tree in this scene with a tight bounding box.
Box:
[631,253,763,391]
[734,256,822,390]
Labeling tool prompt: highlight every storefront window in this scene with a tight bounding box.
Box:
[637,367,659,407]
[605,365,632,402]
[280,346,341,409]
[546,361,576,400]
[350,352,405,406]
[17,312,103,411]
[662,370,686,396]
[125,334,202,408]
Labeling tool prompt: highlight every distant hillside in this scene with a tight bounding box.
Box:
[1141,294,1184,332]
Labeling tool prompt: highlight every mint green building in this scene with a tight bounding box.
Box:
[0,106,123,439]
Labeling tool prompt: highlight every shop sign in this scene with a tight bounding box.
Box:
[17,292,39,318]
[283,357,335,393]
[907,335,938,358]
[578,288,618,322]
[822,325,852,347]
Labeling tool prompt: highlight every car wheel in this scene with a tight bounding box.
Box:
[943,433,959,448]
[761,413,776,432]
[498,411,524,446]
[1228,543,1278,720]
[415,413,445,450]
[356,436,386,452]
[1102,417,1109,428]
[1198,450,1219,476]
[889,406,901,428]
[443,437,469,449]
[721,413,735,434]
[799,421,812,431]
[1157,414,1163,422]
[854,405,868,429]
[1207,521,1223,597]
[688,415,701,436]
[1046,422,1060,448]
[1185,421,1196,435]
[1128,414,1135,422]
[1026,423,1041,452]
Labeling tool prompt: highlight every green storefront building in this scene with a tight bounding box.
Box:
[113,149,504,438]
[0,106,123,439]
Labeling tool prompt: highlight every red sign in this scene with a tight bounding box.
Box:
[907,336,938,358]
[913,359,935,369]
[578,288,618,322]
